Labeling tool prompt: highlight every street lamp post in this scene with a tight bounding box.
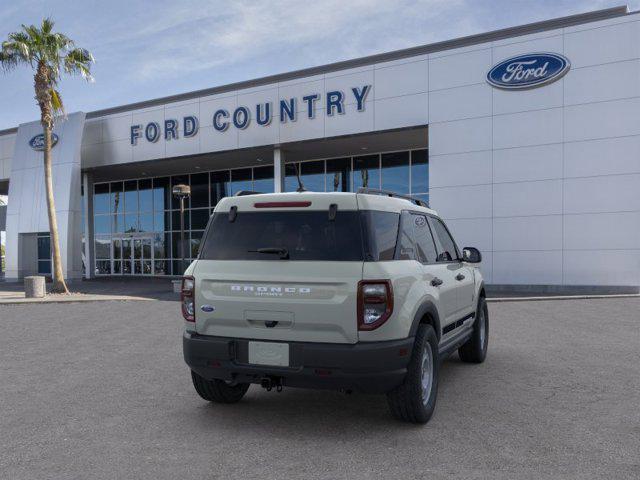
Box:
[172,184,191,275]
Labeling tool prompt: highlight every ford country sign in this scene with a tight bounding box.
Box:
[29,133,59,151]
[129,85,371,146]
[487,53,570,90]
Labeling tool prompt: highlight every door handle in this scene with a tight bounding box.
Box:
[431,277,443,287]
[455,273,465,281]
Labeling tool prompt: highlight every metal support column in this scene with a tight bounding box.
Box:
[274,147,285,193]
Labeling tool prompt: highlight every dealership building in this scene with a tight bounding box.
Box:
[0,6,639,292]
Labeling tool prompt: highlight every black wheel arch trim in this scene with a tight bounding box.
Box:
[409,301,442,340]
[477,280,487,312]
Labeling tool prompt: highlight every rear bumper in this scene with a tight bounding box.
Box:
[183,331,414,393]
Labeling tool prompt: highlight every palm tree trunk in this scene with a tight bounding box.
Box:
[35,62,68,294]
[43,123,68,294]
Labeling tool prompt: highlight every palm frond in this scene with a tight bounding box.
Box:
[50,87,64,114]
[0,39,29,70]
[0,49,18,71]
[22,24,42,46]
[64,47,94,82]
[53,32,72,48]
[7,32,32,56]
[1,31,33,68]
[41,17,55,35]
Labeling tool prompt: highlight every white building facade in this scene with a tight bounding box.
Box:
[0,6,638,292]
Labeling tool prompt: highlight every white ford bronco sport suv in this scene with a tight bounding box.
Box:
[182,188,488,423]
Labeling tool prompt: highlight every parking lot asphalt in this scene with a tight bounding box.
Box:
[1,297,639,480]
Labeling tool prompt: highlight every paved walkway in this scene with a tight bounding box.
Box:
[0,277,179,304]
[0,291,155,304]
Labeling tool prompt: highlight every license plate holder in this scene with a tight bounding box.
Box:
[248,341,290,367]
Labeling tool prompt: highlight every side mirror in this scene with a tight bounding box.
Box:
[462,247,482,263]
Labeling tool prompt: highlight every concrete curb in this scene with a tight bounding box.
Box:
[487,293,640,303]
[0,295,156,305]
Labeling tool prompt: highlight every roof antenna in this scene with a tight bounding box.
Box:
[293,162,306,192]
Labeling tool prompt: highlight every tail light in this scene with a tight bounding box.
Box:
[181,276,195,322]
[357,280,393,330]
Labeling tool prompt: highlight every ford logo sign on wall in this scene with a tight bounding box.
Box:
[487,53,570,90]
[29,133,59,151]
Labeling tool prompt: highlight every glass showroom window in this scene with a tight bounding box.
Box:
[285,160,324,192]
[410,149,429,204]
[326,158,350,192]
[37,232,51,275]
[381,151,410,194]
[210,171,230,210]
[230,168,252,195]
[92,164,276,276]
[81,185,86,277]
[284,163,299,192]
[253,166,274,193]
[353,154,381,190]
[283,149,428,198]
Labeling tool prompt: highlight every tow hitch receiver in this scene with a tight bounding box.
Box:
[260,376,284,392]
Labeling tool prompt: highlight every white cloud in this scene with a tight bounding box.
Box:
[101,0,474,81]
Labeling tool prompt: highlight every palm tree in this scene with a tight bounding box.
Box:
[0,18,93,293]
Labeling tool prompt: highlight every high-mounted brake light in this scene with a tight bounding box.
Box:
[181,276,195,322]
[254,201,312,208]
[357,280,393,331]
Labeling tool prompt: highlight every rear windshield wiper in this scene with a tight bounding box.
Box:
[248,247,290,259]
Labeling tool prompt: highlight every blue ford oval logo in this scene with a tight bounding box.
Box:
[487,53,570,90]
[200,305,215,312]
[29,133,59,151]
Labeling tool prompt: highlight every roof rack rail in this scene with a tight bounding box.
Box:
[234,190,263,197]
[357,187,429,208]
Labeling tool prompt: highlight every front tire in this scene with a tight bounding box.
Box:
[386,324,439,424]
[191,371,250,403]
[458,296,489,363]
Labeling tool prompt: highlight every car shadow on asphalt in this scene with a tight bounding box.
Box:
[176,355,479,435]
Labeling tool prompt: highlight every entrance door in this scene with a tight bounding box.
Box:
[133,236,153,275]
[112,235,154,275]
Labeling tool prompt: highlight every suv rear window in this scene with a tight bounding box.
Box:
[200,211,364,261]
[199,209,402,262]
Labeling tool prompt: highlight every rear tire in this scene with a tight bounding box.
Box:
[386,324,439,424]
[458,296,489,363]
[191,371,250,403]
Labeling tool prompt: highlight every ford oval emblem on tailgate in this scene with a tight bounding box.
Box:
[200,305,215,312]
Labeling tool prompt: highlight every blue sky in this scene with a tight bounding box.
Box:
[0,0,638,130]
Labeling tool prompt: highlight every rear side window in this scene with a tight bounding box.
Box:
[428,217,459,262]
[360,211,400,261]
[412,214,438,263]
[397,213,438,263]
[200,211,364,261]
[397,213,418,260]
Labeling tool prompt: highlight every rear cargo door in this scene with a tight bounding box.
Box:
[193,261,361,343]
[193,193,363,344]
